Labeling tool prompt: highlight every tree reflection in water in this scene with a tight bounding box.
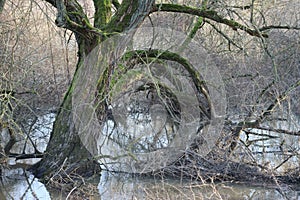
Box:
[0,113,299,199]
[98,171,300,200]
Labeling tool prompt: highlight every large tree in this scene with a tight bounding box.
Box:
[2,0,299,186]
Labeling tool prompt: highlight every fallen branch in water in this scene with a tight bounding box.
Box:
[8,153,44,160]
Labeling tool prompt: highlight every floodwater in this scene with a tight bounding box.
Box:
[1,113,300,199]
[1,169,300,199]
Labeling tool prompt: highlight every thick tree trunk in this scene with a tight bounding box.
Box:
[31,60,101,180]
[30,0,156,181]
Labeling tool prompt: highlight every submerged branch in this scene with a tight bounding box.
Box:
[257,127,300,136]
[8,153,44,160]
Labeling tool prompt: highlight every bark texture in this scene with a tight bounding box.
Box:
[31,0,155,181]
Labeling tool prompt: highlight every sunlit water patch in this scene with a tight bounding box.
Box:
[1,168,51,200]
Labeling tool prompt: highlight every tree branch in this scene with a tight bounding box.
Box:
[8,153,44,160]
[43,0,104,40]
[123,49,212,119]
[152,4,268,38]
[260,79,300,119]
[257,127,300,136]
[259,25,300,32]
[205,19,244,51]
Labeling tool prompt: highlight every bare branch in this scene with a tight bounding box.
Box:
[205,20,244,51]
[4,127,16,155]
[250,0,255,23]
[152,4,269,38]
[227,5,252,10]
[261,79,300,119]
[178,17,205,52]
[259,25,300,32]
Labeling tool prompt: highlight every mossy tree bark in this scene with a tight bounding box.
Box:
[31,0,155,181]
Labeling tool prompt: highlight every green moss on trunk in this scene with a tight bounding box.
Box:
[105,0,139,33]
[31,59,101,181]
[94,0,112,28]
[31,0,156,181]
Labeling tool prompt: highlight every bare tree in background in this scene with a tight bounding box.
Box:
[0,0,76,179]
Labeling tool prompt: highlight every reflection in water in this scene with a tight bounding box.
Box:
[237,115,300,173]
[1,113,300,199]
[97,64,203,173]
[1,113,55,199]
[98,171,299,200]
[1,169,299,199]
[109,77,183,154]
[1,168,51,199]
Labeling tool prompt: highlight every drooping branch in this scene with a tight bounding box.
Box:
[123,49,212,119]
[152,4,268,38]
